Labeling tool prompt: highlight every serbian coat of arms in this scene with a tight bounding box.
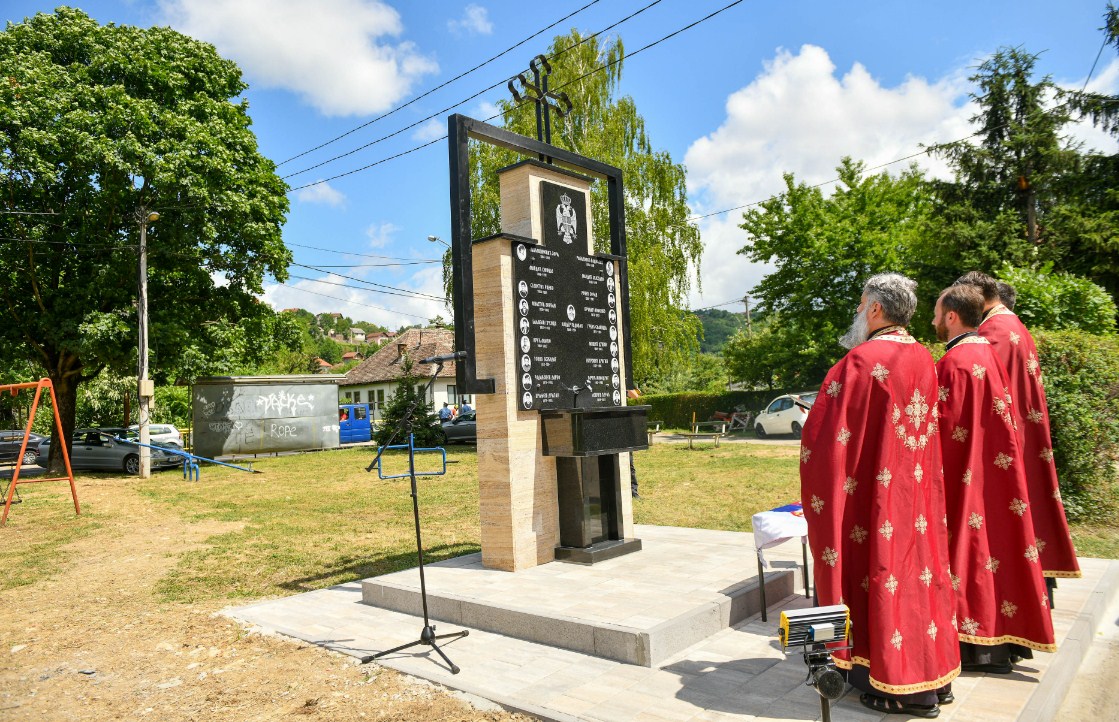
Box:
[556,192,577,244]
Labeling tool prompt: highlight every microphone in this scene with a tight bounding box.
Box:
[420,351,466,365]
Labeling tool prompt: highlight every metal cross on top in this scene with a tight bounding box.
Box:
[508,54,574,158]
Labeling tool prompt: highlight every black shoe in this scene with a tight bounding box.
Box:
[860,693,940,718]
[937,691,955,704]
[961,661,1013,674]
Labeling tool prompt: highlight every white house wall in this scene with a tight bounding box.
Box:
[339,381,470,420]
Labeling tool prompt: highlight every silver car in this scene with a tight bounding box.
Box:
[440,412,477,444]
[37,429,178,475]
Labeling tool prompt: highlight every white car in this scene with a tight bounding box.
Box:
[754,392,818,439]
[128,423,183,448]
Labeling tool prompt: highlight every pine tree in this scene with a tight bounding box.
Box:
[373,355,443,448]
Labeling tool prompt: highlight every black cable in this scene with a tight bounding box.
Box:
[282,0,666,181]
[291,263,445,301]
[285,241,439,262]
[287,270,445,303]
[288,0,741,192]
[277,278,433,320]
[277,0,604,167]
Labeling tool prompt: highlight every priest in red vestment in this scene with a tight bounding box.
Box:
[801,273,959,717]
[955,272,1080,583]
[932,284,1056,675]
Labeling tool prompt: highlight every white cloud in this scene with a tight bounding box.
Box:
[160,0,438,116]
[412,118,446,142]
[684,44,974,310]
[294,181,346,207]
[473,100,501,123]
[365,221,400,249]
[448,4,493,35]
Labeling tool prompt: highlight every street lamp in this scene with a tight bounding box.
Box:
[427,234,449,248]
[137,209,158,478]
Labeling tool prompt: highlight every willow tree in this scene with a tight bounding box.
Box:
[468,31,703,385]
[0,9,292,468]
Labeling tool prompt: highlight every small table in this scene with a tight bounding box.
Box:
[646,420,662,445]
[752,503,811,621]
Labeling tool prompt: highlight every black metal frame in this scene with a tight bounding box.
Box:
[446,114,634,396]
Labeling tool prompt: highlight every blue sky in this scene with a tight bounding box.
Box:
[6,1,1118,328]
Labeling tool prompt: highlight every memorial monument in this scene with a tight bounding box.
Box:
[448,112,648,572]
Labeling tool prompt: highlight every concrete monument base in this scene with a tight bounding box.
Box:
[360,526,795,667]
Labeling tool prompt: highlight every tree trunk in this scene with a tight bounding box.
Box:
[47,362,80,475]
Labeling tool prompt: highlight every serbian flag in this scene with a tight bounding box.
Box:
[752,502,808,567]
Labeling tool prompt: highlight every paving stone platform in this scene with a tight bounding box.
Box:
[227,525,1119,721]
[361,526,797,666]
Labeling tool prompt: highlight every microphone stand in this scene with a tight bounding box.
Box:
[362,359,468,673]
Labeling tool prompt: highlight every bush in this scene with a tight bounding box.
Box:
[1035,329,1119,524]
[639,388,806,429]
[1000,265,1117,334]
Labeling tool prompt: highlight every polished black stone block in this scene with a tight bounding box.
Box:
[540,405,650,457]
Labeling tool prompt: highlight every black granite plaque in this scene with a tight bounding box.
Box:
[512,181,622,411]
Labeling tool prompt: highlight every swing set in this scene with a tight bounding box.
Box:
[1,378,79,527]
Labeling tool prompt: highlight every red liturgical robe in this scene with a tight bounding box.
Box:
[979,307,1081,578]
[801,328,960,695]
[936,335,1056,652]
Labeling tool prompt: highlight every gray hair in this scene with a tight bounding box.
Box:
[863,273,918,326]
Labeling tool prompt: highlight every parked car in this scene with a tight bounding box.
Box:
[754,391,818,439]
[0,430,45,465]
[127,423,183,448]
[440,412,477,444]
[36,429,179,475]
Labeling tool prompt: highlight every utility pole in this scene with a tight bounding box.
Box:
[137,209,159,478]
[743,294,753,335]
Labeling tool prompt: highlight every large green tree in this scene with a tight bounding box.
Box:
[0,9,292,467]
[726,158,933,387]
[926,45,1119,302]
[468,30,703,385]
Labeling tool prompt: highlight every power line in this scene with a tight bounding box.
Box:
[298,261,439,268]
[691,298,744,312]
[288,0,744,192]
[277,0,604,167]
[285,241,440,262]
[282,0,666,182]
[272,281,430,320]
[288,267,445,302]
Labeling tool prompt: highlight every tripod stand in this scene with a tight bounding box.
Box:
[361,360,468,673]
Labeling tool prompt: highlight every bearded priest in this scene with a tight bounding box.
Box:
[955,272,1081,590]
[801,273,959,718]
[932,284,1056,675]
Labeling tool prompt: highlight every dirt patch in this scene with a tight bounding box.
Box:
[0,477,530,721]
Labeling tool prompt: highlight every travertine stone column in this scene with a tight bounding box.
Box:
[473,161,614,571]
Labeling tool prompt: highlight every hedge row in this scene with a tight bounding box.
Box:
[1035,329,1119,525]
[638,387,807,429]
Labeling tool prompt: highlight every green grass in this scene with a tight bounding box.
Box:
[5,441,1115,604]
[135,446,482,603]
[0,481,100,592]
[1071,526,1119,559]
[633,441,801,530]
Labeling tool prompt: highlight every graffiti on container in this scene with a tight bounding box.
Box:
[257,390,315,416]
[269,423,299,439]
[207,420,244,433]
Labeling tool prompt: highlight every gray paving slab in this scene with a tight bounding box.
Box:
[225,525,1119,721]
[362,526,799,666]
